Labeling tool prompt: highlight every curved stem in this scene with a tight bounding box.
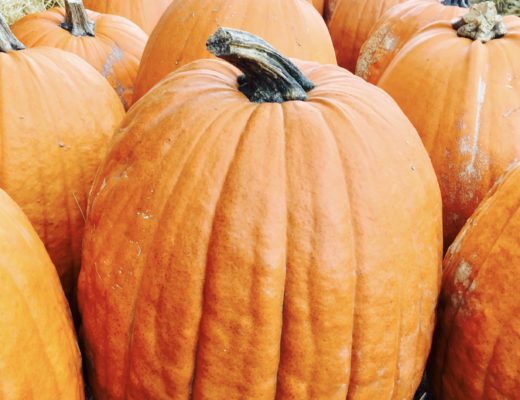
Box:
[61,0,95,37]
[0,14,25,52]
[206,27,314,103]
[452,2,507,42]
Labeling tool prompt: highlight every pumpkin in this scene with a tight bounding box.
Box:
[356,0,467,84]
[430,161,520,399]
[11,0,147,110]
[325,0,407,71]
[377,2,520,248]
[0,188,84,400]
[132,0,336,102]
[82,0,171,34]
[78,28,442,399]
[310,0,325,14]
[0,17,125,312]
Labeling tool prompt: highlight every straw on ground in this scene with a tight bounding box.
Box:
[0,0,64,25]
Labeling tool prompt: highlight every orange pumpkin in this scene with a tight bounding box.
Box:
[79,28,442,399]
[325,0,407,71]
[430,161,520,399]
[133,0,336,102]
[310,0,325,14]
[356,0,467,84]
[82,0,171,34]
[0,18,125,308]
[378,3,520,248]
[12,0,147,109]
[0,188,84,400]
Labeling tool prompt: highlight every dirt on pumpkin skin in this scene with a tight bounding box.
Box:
[0,0,64,24]
[355,22,396,81]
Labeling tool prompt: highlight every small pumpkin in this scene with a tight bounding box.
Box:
[12,0,148,109]
[430,161,520,399]
[377,2,520,247]
[133,0,336,102]
[82,0,171,34]
[0,16,125,310]
[356,0,467,84]
[0,188,84,400]
[325,0,407,71]
[79,28,442,399]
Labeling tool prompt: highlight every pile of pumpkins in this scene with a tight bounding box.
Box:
[1,0,519,399]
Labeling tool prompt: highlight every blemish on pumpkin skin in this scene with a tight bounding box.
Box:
[129,240,142,257]
[99,178,107,192]
[467,79,486,175]
[113,80,129,109]
[503,107,520,118]
[355,23,394,81]
[454,260,472,290]
[101,45,124,79]
[136,210,153,220]
[451,293,464,308]
[456,119,467,132]
[450,260,477,312]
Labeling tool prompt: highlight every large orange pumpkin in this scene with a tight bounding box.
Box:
[133,0,336,102]
[356,0,467,84]
[82,0,171,34]
[378,2,520,247]
[325,0,407,71]
[11,0,147,109]
[430,161,520,399]
[0,188,84,400]
[79,28,442,399]
[0,18,125,307]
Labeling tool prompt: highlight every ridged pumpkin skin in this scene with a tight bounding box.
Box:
[79,57,442,399]
[378,16,520,248]
[11,7,148,110]
[431,162,520,399]
[326,0,406,71]
[83,0,171,34]
[0,47,125,303]
[0,189,84,400]
[356,0,466,84]
[133,0,336,101]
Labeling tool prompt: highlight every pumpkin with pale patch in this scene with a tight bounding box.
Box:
[0,15,125,311]
[377,2,520,248]
[430,161,520,399]
[12,0,147,109]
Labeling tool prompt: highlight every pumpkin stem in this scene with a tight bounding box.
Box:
[0,14,25,52]
[206,27,314,103]
[468,0,520,16]
[61,0,96,37]
[442,0,471,7]
[452,2,507,42]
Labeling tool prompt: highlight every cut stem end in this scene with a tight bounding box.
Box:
[61,0,95,37]
[452,1,507,42]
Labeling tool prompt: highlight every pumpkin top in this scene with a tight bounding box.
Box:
[206,28,314,103]
[0,14,24,52]
[453,1,507,41]
[61,0,96,37]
